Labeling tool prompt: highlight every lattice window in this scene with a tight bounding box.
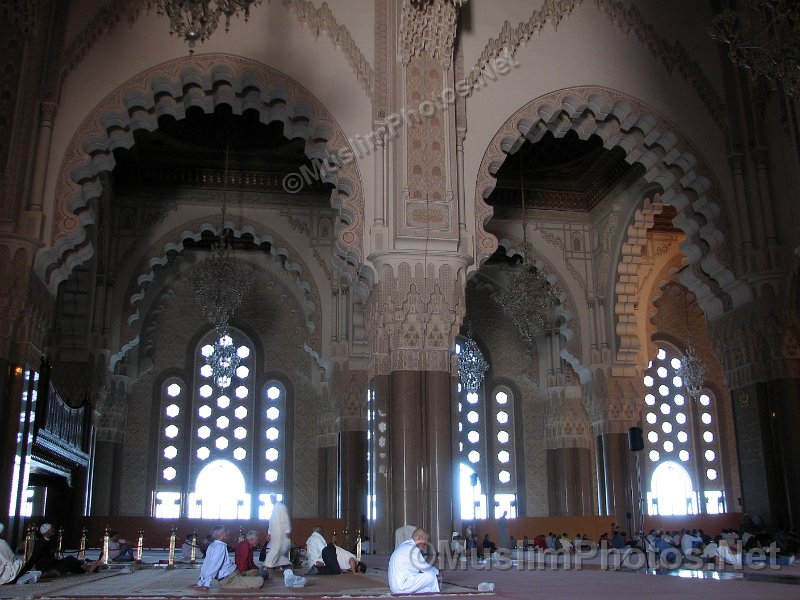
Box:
[643,346,724,515]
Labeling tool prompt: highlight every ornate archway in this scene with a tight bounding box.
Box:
[473,87,751,330]
[36,54,366,292]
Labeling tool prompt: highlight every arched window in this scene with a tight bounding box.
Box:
[642,346,725,515]
[153,327,290,519]
[491,386,518,518]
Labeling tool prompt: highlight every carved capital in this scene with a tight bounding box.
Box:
[399,0,459,69]
[367,260,466,375]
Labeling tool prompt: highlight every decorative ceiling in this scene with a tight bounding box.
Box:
[486,130,636,214]
[112,106,333,204]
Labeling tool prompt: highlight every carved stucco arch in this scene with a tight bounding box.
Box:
[473,87,752,332]
[36,54,366,293]
[111,215,324,373]
[615,193,665,365]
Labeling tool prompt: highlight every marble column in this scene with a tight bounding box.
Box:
[546,447,593,515]
[316,445,338,519]
[731,380,800,527]
[388,369,454,548]
[339,430,368,531]
[597,432,640,531]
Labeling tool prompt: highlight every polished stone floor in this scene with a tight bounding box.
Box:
[2,549,798,599]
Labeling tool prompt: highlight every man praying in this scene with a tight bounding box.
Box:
[388,528,439,594]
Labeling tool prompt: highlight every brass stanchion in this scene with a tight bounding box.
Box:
[56,526,64,559]
[102,525,110,566]
[238,526,245,543]
[344,527,350,549]
[79,526,88,561]
[167,527,177,569]
[190,531,197,565]
[356,529,362,562]
[332,530,337,545]
[136,528,144,562]
[24,523,35,561]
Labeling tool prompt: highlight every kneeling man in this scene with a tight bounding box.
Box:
[388,528,439,594]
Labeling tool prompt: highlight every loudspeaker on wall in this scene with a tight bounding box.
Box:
[628,426,644,451]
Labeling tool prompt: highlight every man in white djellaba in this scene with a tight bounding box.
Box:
[264,494,292,568]
[388,528,440,594]
[305,525,327,570]
[0,523,24,585]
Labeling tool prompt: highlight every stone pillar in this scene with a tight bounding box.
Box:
[339,428,367,530]
[316,440,337,519]
[597,431,639,530]
[711,296,800,528]
[729,381,800,526]
[544,387,594,516]
[546,447,593,515]
[387,369,454,548]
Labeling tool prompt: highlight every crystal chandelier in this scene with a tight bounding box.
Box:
[676,290,706,400]
[709,0,800,96]
[209,329,241,388]
[458,325,488,393]
[156,0,262,54]
[187,143,253,387]
[494,160,557,346]
[187,231,253,330]
[678,340,707,401]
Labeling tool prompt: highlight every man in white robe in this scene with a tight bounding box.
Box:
[0,524,24,585]
[388,528,439,594]
[265,494,292,568]
[305,526,327,568]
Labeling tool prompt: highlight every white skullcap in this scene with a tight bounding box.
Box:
[39,523,53,535]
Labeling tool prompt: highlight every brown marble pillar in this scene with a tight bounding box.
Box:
[388,369,454,546]
[733,380,800,528]
[316,445,338,519]
[339,430,367,531]
[389,370,424,530]
[598,432,641,532]
[547,447,593,515]
[424,371,454,548]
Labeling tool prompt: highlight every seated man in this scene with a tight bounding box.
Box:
[0,523,24,585]
[388,528,439,594]
[235,530,265,577]
[181,532,204,561]
[108,531,134,562]
[191,526,263,591]
[19,524,100,578]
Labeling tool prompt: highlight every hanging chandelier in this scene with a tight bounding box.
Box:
[494,158,557,347]
[187,230,253,330]
[678,340,707,401]
[156,0,262,54]
[208,329,241,388]
[676,289,706,400]
[187,142,253,388]
[458,325,488,393]
[709,0,800,96]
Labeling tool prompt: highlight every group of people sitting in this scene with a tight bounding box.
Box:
[0,522,103,584]
[448,520,800,569]
[189,523,369,591]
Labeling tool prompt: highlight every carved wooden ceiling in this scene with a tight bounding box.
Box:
[112,105,333,204]
[487,130,637,214]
